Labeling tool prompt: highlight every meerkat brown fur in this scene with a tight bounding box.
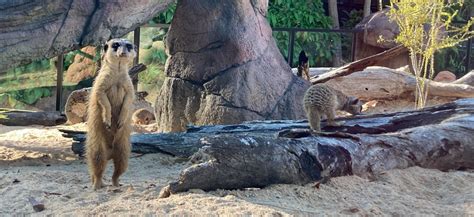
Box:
[303,84,363,132]
[86,38,136,190]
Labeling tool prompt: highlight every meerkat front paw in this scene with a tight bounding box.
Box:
[102,115,112,130]
[116,116,127,129]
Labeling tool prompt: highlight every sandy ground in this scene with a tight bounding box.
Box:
[0,115,473,215]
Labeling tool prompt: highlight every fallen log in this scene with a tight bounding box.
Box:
[324,66,474,100]
[62,99,474,198]
[0,109,66,126]
[158,98,474,197]
[310,45,407,84]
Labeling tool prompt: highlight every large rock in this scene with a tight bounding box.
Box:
[155,0,309,132]
[353,9,411,69]
[0,0,174,73]
[65,46,97,84]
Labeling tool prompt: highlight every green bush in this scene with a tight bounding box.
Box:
[267,0,335,67]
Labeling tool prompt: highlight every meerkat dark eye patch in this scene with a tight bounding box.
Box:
[125,44,133,52]
[112,42,120,51]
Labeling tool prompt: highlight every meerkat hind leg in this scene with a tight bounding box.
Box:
[326,110,341,127]
[306,109,322,132]
[111,140,130,187]
[112,154,128,187]
[90,154,107,190]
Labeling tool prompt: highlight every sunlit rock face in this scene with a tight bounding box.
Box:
[154,0,308,132]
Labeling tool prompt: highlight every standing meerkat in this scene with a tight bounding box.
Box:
[86,38,136,190]
[303,84,363,132]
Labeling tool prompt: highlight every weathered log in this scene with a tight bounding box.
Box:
[310,45,407,84]
[324,66,474,100]
[157,98,474,197]
[0,109,66,126]
[63,99,474,193]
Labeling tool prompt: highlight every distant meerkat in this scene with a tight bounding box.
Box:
[303,84,362,132]
[297,51,310,81]
[86,38,136,190]
[132,108,155,125]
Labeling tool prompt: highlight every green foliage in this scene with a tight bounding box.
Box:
[434,44,468,77]
[267,0,336,67]
[150,2,176,24]
[9,87,52,105]
[341,9,364,29]
[143,47,167,65]
[138,64,165,85]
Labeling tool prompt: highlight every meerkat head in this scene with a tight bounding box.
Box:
[102,38,136,64]
[345,97,363,115]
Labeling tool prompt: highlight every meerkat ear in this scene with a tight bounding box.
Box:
[103,43,108,53]
[350,97,360,105]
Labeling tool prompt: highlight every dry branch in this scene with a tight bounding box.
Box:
[310,45,407,84]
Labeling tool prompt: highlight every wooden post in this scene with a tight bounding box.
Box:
[288,30,295,67]
[55,54,64,112]
[351,32,357,62]
[467,38,472,75]
[133,27,140,66]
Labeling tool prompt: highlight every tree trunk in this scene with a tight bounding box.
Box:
[0,109,66,126]
[363,0,372,17]
[154,0,308,132]
[328,0,343,66]
[0,0,174,73]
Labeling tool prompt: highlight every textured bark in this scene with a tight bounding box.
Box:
[363,0,371,17]
[154,0,308,132]
[0,0,174,73]
[0,109,66,126]
[328,0,343,66]
[158,99,474,197]
[63,99,474,197]
[323,66,474,100]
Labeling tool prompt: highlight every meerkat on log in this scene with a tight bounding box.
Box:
[86,38,136,190]
[303,84,363,132]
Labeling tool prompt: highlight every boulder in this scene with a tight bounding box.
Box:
[0,0,174,73]
[65,46,97,84]
[154,0,309,132]
[434,71,456,83]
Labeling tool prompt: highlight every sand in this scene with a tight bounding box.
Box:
[0,123,473,216]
